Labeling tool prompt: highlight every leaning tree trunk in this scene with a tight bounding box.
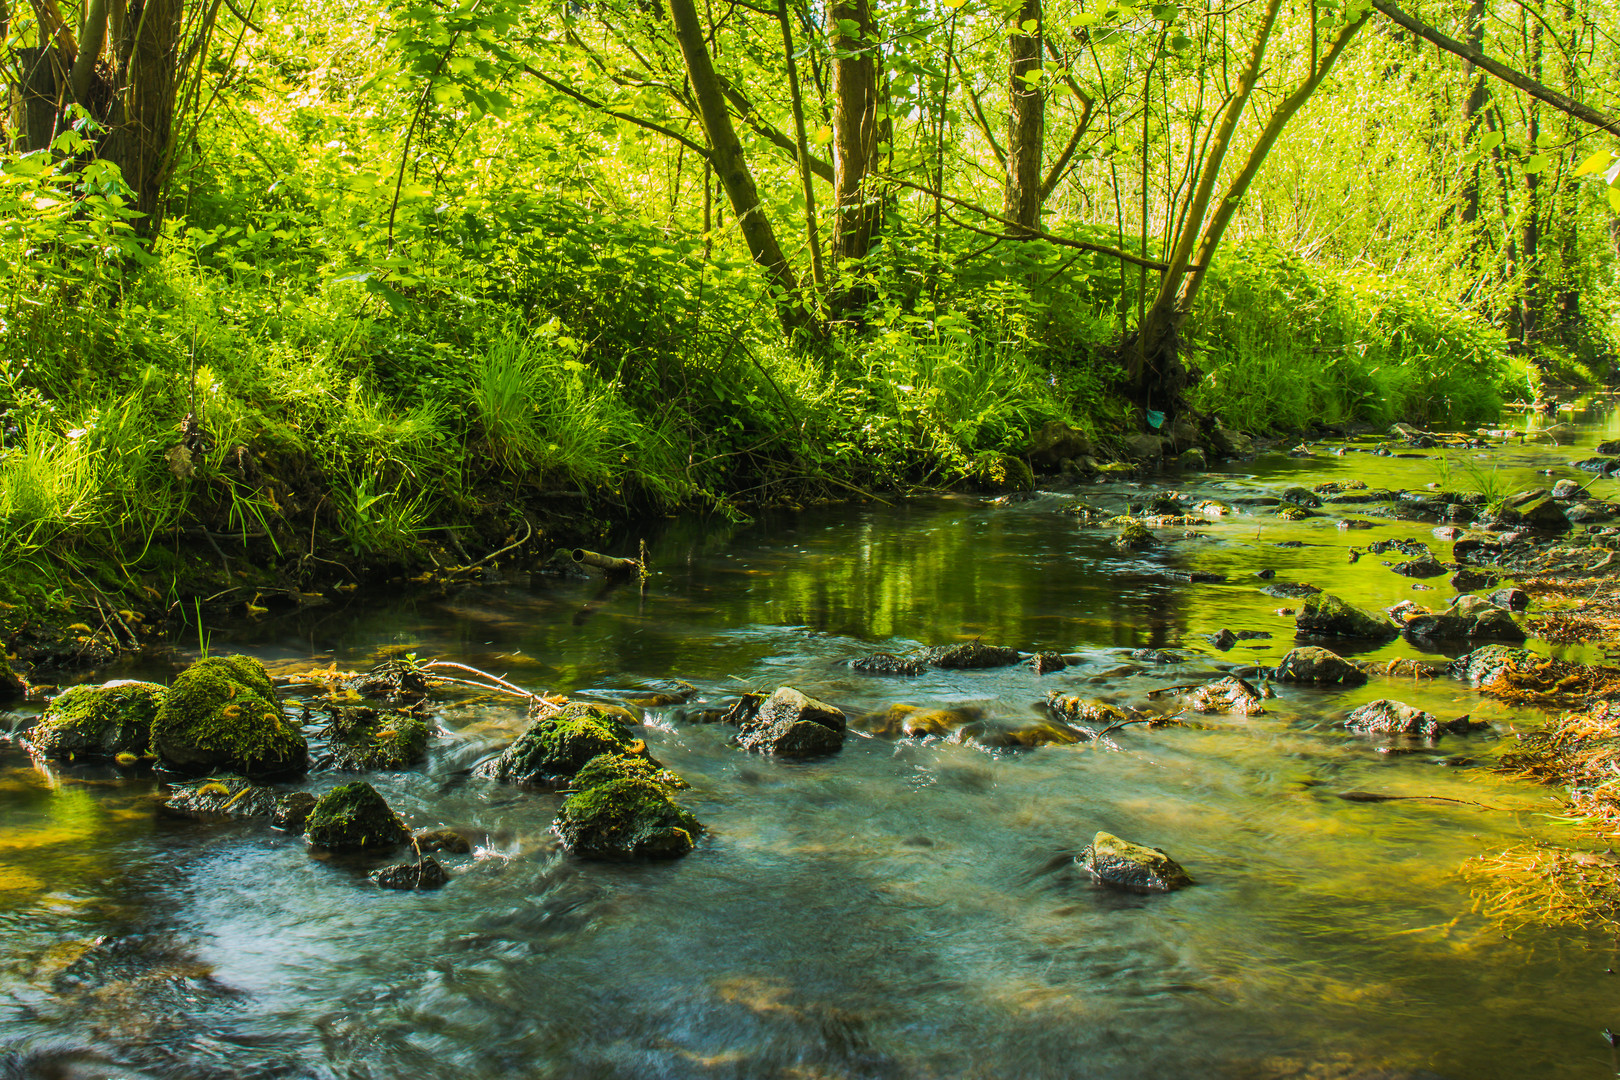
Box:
[1003,0,1044,229]
[1458,0,1489,228]
[667,0,819,337]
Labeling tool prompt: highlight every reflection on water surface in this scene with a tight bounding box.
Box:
[3,414,1620,1079]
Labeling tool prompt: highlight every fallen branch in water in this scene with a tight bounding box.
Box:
[418,659,560,716]
[1335,791,1512,811]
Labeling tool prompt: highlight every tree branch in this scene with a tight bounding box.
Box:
[892,177,1173,270]
[518,60,713,158]
[1371,0,1620,136]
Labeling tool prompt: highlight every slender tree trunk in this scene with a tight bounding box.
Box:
[827,0,878,266]
[1003,0,1043,229]
[1518,15,1543,364]
[1458,0,1488,228]
[777,0,825,298]
[1127,0,1284,410]
[668,0,818,336]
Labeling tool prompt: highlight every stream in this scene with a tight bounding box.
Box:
[4,411,1620,1079]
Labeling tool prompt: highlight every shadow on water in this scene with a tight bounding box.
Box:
[4,407,1620,1078]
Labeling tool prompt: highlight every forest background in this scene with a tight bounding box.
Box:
[1,0,1619,604]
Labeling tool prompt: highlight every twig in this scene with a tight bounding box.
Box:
[454,518,533,573]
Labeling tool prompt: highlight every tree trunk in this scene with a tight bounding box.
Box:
[1458,0,1488,228]
[102,0,185,231]
[1003,0,1043,229]
[667,0,818,336]
[1518,15,1543,367]
[827,0,878,266]
[16,45,65,151]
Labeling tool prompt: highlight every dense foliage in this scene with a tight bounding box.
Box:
[0,0,1617,589]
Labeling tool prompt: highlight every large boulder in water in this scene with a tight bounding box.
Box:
[28,681,165,760]
[303,781,410,851]
[1403,595,1525,641]
[150,656,307,776]
[1079,831,1193,893]
[553,777,702,860]
[1295,594,1396,640]
[736,687,845,755]
[1273,647,1367,686]
[475,706,640,788]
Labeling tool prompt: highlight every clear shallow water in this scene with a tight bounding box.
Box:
[4,411,1620,1079]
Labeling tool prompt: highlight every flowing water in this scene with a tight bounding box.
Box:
[5,412,1620,1079]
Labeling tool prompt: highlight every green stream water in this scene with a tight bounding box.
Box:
[3,411,1620,1079]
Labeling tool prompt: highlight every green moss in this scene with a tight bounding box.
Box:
[303,781,410,850]
[30,681,166,759]
[323,706,430,771]
[151,654,307,776]
[1113,520,1155,550]
[479,713,638,786]
[0,654,25,700]
[572,751,687,793]
[1277,505,1309,521]
[553,777,702,860]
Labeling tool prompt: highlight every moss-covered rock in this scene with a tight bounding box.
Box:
[0,654,26,701]
[1113,519,1156,551]
[161,775,280,819]
[320,705,430,772]
[474,710,639,787]
[1273,647,1368,686]
[552,777,702,860]
[28,680,166,760]
[1295,593,1396,640]
[735,686,846,755]
[1079,831,1193,893]
[1403,594,1525,642]
[1344,699,1484,742]
[851,652,927,676]
[303,781,410,851]
[923,641,1022,669]
[150,656,307,777]
[572,750,687,793]
[1046,693,1133,727]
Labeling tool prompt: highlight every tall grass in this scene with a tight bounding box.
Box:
[1187,240,1511,431]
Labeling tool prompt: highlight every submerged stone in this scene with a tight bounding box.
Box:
[1450,568,1497,593]
[475,709,638,787]
[150,656,307,777]
[924,641,1022,669]
[1295,594,1396,640]
[1029,651,1069,675]
[320,705,430,772]
[1448,644,1538,686]
[161,775,279,819]
[552,777,702,860]
[1391,555,1447,578]
[272,792,318,832]
[1046,693,1133,727]
[1080,831,1193,893]
[1344,699,1481,741]
[1263,582,1321,600]
[852,652,926,676]
[370,857,449,890]
[951,717,1082,748]
[1489,587,1529,612]
[1113,520,1156,551]
[303,781,410,851]
[413,827,474,853]
[1187,676,1266,715]
[735,686,846,755]
[1273,647,1367,686]
[28,681,166,760]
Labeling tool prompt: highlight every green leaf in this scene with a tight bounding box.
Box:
[1573,149,1613,177]
[1019,17,1038,32]
[1522,153,1548,174]
[1478,130,1503,152]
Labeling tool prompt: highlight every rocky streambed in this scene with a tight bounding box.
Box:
[4,413,1620,1078]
